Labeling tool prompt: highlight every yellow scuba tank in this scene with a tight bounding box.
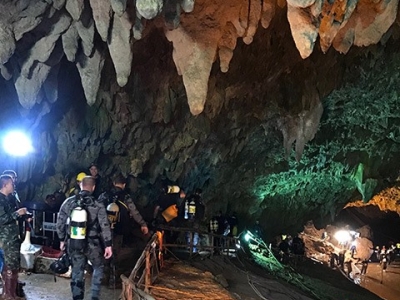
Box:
[107,202,120,229]
[69,206,87,251]
[188,198,196,219]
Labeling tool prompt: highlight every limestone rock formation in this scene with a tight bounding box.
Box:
[1,0,400,238]
[0,0,397,114]
[345,186,400,216]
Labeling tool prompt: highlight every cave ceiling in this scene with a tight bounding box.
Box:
[1,0,400,236]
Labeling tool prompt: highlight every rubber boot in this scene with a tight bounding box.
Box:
[12,271,24,300]
[15,280,25,299]
[1,266,16,300]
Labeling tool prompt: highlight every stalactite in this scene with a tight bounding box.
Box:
[318,0,356,53]
[261,0,276,29]
[180,0,195,13]
[76,48,105,106]
[21,13,71,78]
[243,0,262,45]
[76,20,95,56]
[89,0,112,42]
[333,0,399,54]
[0,25,15,64]
[0,0,397,115]
[287,5,318,59]
[136,0,163,19]
[0,64,12,80]
[111,0,127,17]
[65,0,84,21]
[44,64,61,103]
[108,11,133,87]
[218,23,237,73]
[62,23,79,62]
[166,27,217,115]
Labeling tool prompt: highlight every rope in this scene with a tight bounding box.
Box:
[226,236,269,300]
[138,283,209,298]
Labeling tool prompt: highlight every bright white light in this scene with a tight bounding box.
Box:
[2,131,34,156]
[244,233,250,241]
[334,230,351,244]
[236,242,241,249]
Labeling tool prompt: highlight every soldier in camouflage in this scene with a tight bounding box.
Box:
[99,173,148,288]
[56,176,112,300]
[0,175,29,300]
[2,170,23,239]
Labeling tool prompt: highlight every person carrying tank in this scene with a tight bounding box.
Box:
[183,188,204,253]
[56,176,112,300]
[99,174,149,288]
[153,185,185,243]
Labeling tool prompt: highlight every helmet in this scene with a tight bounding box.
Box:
[106,202,120,228]
[76,172,86,182]
[167,185,180,193]
[49,253,70,274]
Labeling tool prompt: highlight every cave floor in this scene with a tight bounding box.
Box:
[12,251,398,300]
[19,272,122,300]
[360,260,400,300]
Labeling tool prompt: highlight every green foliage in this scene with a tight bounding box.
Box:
[350,163,377,203]
[252,52,400,217]
[253,161,355,217]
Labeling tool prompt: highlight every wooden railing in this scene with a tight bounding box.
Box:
[120,226,238,300]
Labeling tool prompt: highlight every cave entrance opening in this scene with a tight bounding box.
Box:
[334,206,400,247]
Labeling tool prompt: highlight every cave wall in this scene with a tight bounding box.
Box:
[1,1,400,237]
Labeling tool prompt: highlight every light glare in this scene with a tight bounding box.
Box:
[2,131,34,156]
[244,233,250,241]
[334,230,351,244]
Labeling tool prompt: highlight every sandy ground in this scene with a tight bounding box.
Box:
[150,259,234,300]
[360,260,400,300]
[189,254,314,300]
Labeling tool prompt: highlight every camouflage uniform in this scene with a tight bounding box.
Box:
[0,191,21,300]
[0,192,21,270]
[56,191,112,300]
[8,191,24,240]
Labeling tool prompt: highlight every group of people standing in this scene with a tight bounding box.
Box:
[0,164,150,300]
[0,162,211,300]
[55,165,150,300]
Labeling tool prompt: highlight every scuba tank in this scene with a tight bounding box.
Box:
[184,199,189,219]
[106,202,120,229]
[69,196,87,251]
[188,198,196,219]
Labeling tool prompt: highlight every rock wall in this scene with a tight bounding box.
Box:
[0,0,400,236]
[0,0,398,115]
